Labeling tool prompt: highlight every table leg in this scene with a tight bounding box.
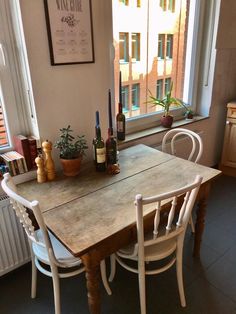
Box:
[82,254,101,314]
[193,182,211,257]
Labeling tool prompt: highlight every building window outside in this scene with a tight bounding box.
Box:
[120,0,129,5]
[131,84,140,110]
[122,85,129,112]
[166,34,173,59]
[158,34,165,59]
[131,33,140,61]
[168,0,175,12]
[137,0,141,7]
[119,32,129,62]
[0,98,9,147]
[165,77,171,95]
[160,0,166,11]
[156,79,163,100]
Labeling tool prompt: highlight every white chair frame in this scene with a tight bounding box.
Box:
[109,175,202,314]
[1,173,111,314]
[162,128,203,232]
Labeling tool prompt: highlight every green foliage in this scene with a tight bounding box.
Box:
[54,125,88,159]
[147,82,188,116]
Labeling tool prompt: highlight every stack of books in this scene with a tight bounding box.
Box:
[0,151,28,176]
[13,135,41,171]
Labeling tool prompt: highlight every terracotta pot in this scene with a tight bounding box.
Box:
[160,115,173,128]
[60,156,82,176]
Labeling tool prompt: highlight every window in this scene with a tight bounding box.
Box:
[112,0,218,132]
[158,34,165,59]
[160,0,166,11]
[156,79,163,100]
[131,84,140,110]
[0,0,37,151]
[119,32,129,62]
[168,0,175,12]
[166,34,173,59]
[122,86,129,111]
[131,33,140,61]
[120,0,129,5]
[165,78,171,95]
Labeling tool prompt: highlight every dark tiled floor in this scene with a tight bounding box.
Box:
[0,175,236,314]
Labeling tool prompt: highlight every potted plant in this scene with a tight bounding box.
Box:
[54,125,88,176]
[147,82,188,128]
[184,108,194,120]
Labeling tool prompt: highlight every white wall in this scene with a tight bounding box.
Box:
[19,0,236,168]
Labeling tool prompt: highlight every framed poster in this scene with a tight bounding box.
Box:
[44,0,94,65]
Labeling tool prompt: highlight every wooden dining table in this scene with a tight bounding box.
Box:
[17,144,221,314]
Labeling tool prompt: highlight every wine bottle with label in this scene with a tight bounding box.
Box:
[93,111,106,172]
[106,127,117,166]
[116,102,126,141]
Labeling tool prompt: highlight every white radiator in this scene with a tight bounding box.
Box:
[0,195,31,276]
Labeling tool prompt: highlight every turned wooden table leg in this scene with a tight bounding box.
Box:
[193,182,211,257]
[82,254,101,314]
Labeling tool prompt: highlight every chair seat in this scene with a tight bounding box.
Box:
[32,229,82,267]
[118,232,177,262]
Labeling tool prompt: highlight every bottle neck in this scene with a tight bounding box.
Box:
[108,127,114,138]
[96,126,101,139]
[118,102,122,114]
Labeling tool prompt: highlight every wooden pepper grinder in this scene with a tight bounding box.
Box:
[42,140,56,181]
[35,155,47,183]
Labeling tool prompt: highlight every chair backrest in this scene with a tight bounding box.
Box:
[1,173,55,262]
[134,175,202,259]
[162,128,203,163]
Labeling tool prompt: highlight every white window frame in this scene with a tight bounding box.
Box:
[122,0,220,134]
[0,0,38,152]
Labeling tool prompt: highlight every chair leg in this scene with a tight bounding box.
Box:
[189,214,195,233]
[109,254,116,282]
[51,264,61,314]
[31,257,37,299]
[176,245,186,307]
[100,260,112,295]
[138,262,146,314]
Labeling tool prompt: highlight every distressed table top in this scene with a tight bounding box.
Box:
[17,144,221,257]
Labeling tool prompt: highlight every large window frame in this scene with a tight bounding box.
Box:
[0,0,38,152]
[114,0,220,134]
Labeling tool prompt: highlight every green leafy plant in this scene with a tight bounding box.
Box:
[184,108,194,119]
[54,125,88,159]
[147,82,188,116]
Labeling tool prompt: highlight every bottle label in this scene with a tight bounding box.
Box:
[96,148,106,163]
[117,121,124,132]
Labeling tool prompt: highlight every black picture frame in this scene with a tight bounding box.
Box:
[44,0,94,65]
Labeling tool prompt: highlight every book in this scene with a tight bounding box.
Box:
[0,153,16,176]
[28,136,38,169]
[3,151,28,175]
[13,135,32,170]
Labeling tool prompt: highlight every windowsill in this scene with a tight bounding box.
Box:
[118,115,208,147]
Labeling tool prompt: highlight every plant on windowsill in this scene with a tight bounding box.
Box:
[183,108,195,120]
[147,82,188,128]
[54,125,88,176]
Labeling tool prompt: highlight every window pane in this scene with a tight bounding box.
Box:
[156,79,163,99]
[137,0,141,7]
[120,0,129,5]
[160,0,166,11]
[119,32,129,62]
[158,34,165,59]
[165,77,171,95]
[122,85,129,112]
[166,34,173,58]
[132,33,140,61]
[168,0,175,12]
[131,84,140,110]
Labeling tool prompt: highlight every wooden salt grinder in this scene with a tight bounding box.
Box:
[35,156,47,183]
[42,140,56,181]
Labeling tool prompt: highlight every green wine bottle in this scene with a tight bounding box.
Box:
[106,128,117,166]
[93,111,106,172]
[116,102,126,141]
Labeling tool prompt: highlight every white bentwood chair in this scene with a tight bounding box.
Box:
[109,175,202,314]
[1,173,111,314]
[162,128,203,232]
